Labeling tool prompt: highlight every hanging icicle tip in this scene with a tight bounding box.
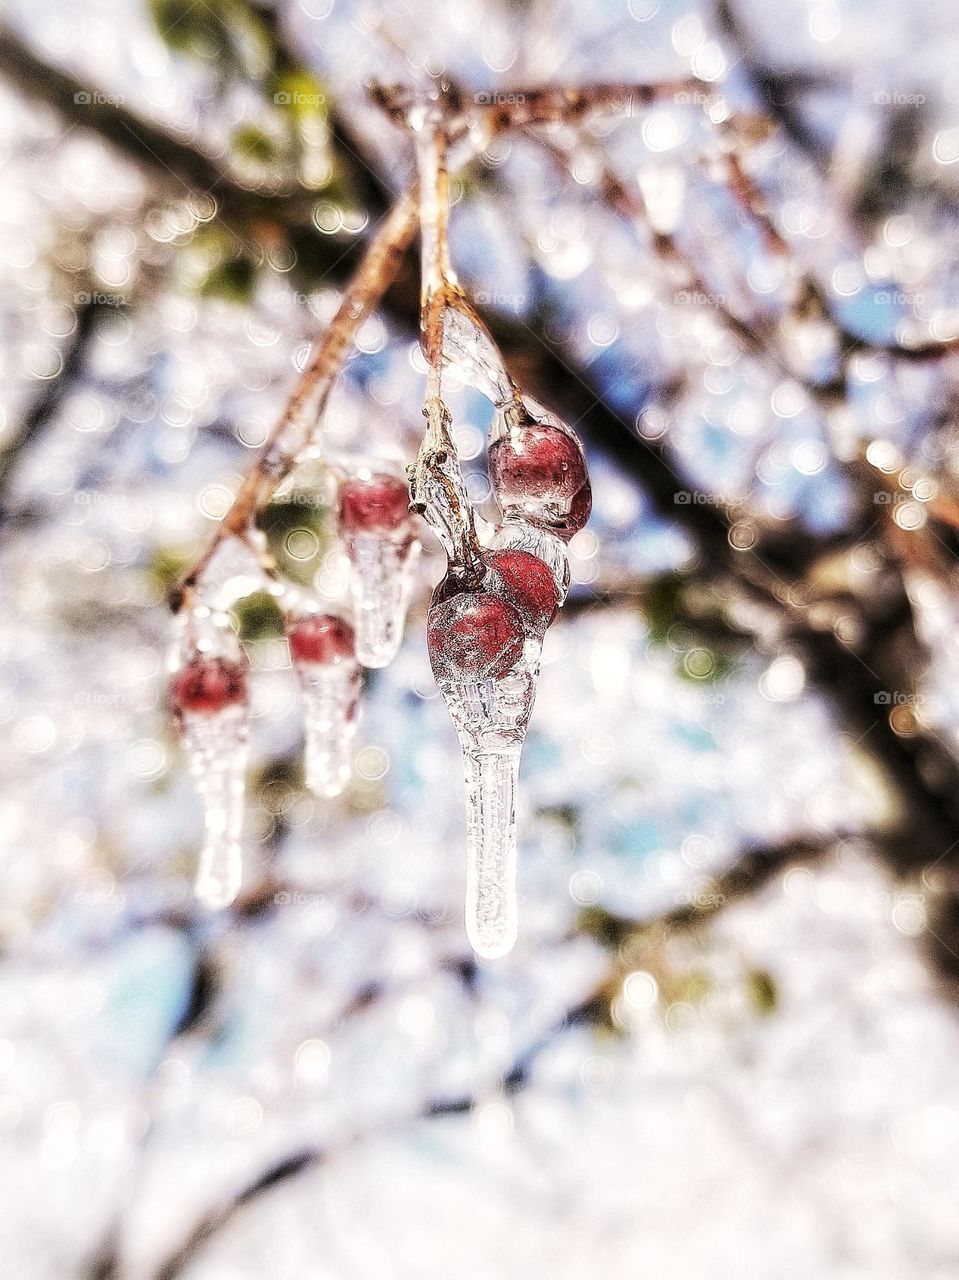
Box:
[170,642,250,911]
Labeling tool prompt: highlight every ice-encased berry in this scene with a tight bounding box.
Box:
[338,473,411,534]
[287,614,356,666]
[171,656,247,716]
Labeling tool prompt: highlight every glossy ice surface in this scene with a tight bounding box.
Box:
[346,531,419,668]
[295,659,361,799]
[180,703,249,909]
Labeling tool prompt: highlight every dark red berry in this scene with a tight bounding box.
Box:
[490,423,588,501]
[171,656,247,715]
[287,614,355,666]
[487,549,558,630]
[338,474,411,534]
[428,589,527,682]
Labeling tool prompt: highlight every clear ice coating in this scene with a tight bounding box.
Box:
[438,656,540,959]
[181,703,249,909]
[295,658,361,798]
[346,530,419,667]
[441,299,516,405]
[488,519,571,604]
[410,399,487,581]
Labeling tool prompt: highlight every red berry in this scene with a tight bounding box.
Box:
[428,589,527,682]
[338,474,411,534]
[487,549,558,630]
[171,656,247,716]
[490,423,588,500]
[287,614,355,666]
[489,423,591,539]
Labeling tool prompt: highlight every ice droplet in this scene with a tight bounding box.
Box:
[438,662,539,959]
[295,658,361,798]
[181,703,248,909]
[345,531,420,667]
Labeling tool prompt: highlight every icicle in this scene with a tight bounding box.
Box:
[427,550,552,959]
[287,613,361,798]
[438,664,539,958]
[346,530,419,668]
[299,661,361,797]
[338,467,419,668]
[170,649,250,910]
[183,704,248,908]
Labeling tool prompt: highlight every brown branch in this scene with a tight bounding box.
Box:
[0,295,104,515]
[173,188,419,609]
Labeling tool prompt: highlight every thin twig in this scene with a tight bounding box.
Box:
[173,190,418,610]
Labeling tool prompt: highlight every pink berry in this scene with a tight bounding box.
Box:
[487,549,558,631]
[171,656,247,716]
[489,423,591,538]
[428,588,527,682]
[287,614,355,666]
[338,474,411,534]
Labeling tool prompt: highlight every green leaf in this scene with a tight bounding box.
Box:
[251,751,304,795]
[151,0,273,79]
[232,124,280,166]
[256,495,333,586]
[746,967,778,1016]
[643,573,683,647]
[576,905,634,951]
[147,546,192,597]
[230,590,285,642]
[199,255,257,304]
